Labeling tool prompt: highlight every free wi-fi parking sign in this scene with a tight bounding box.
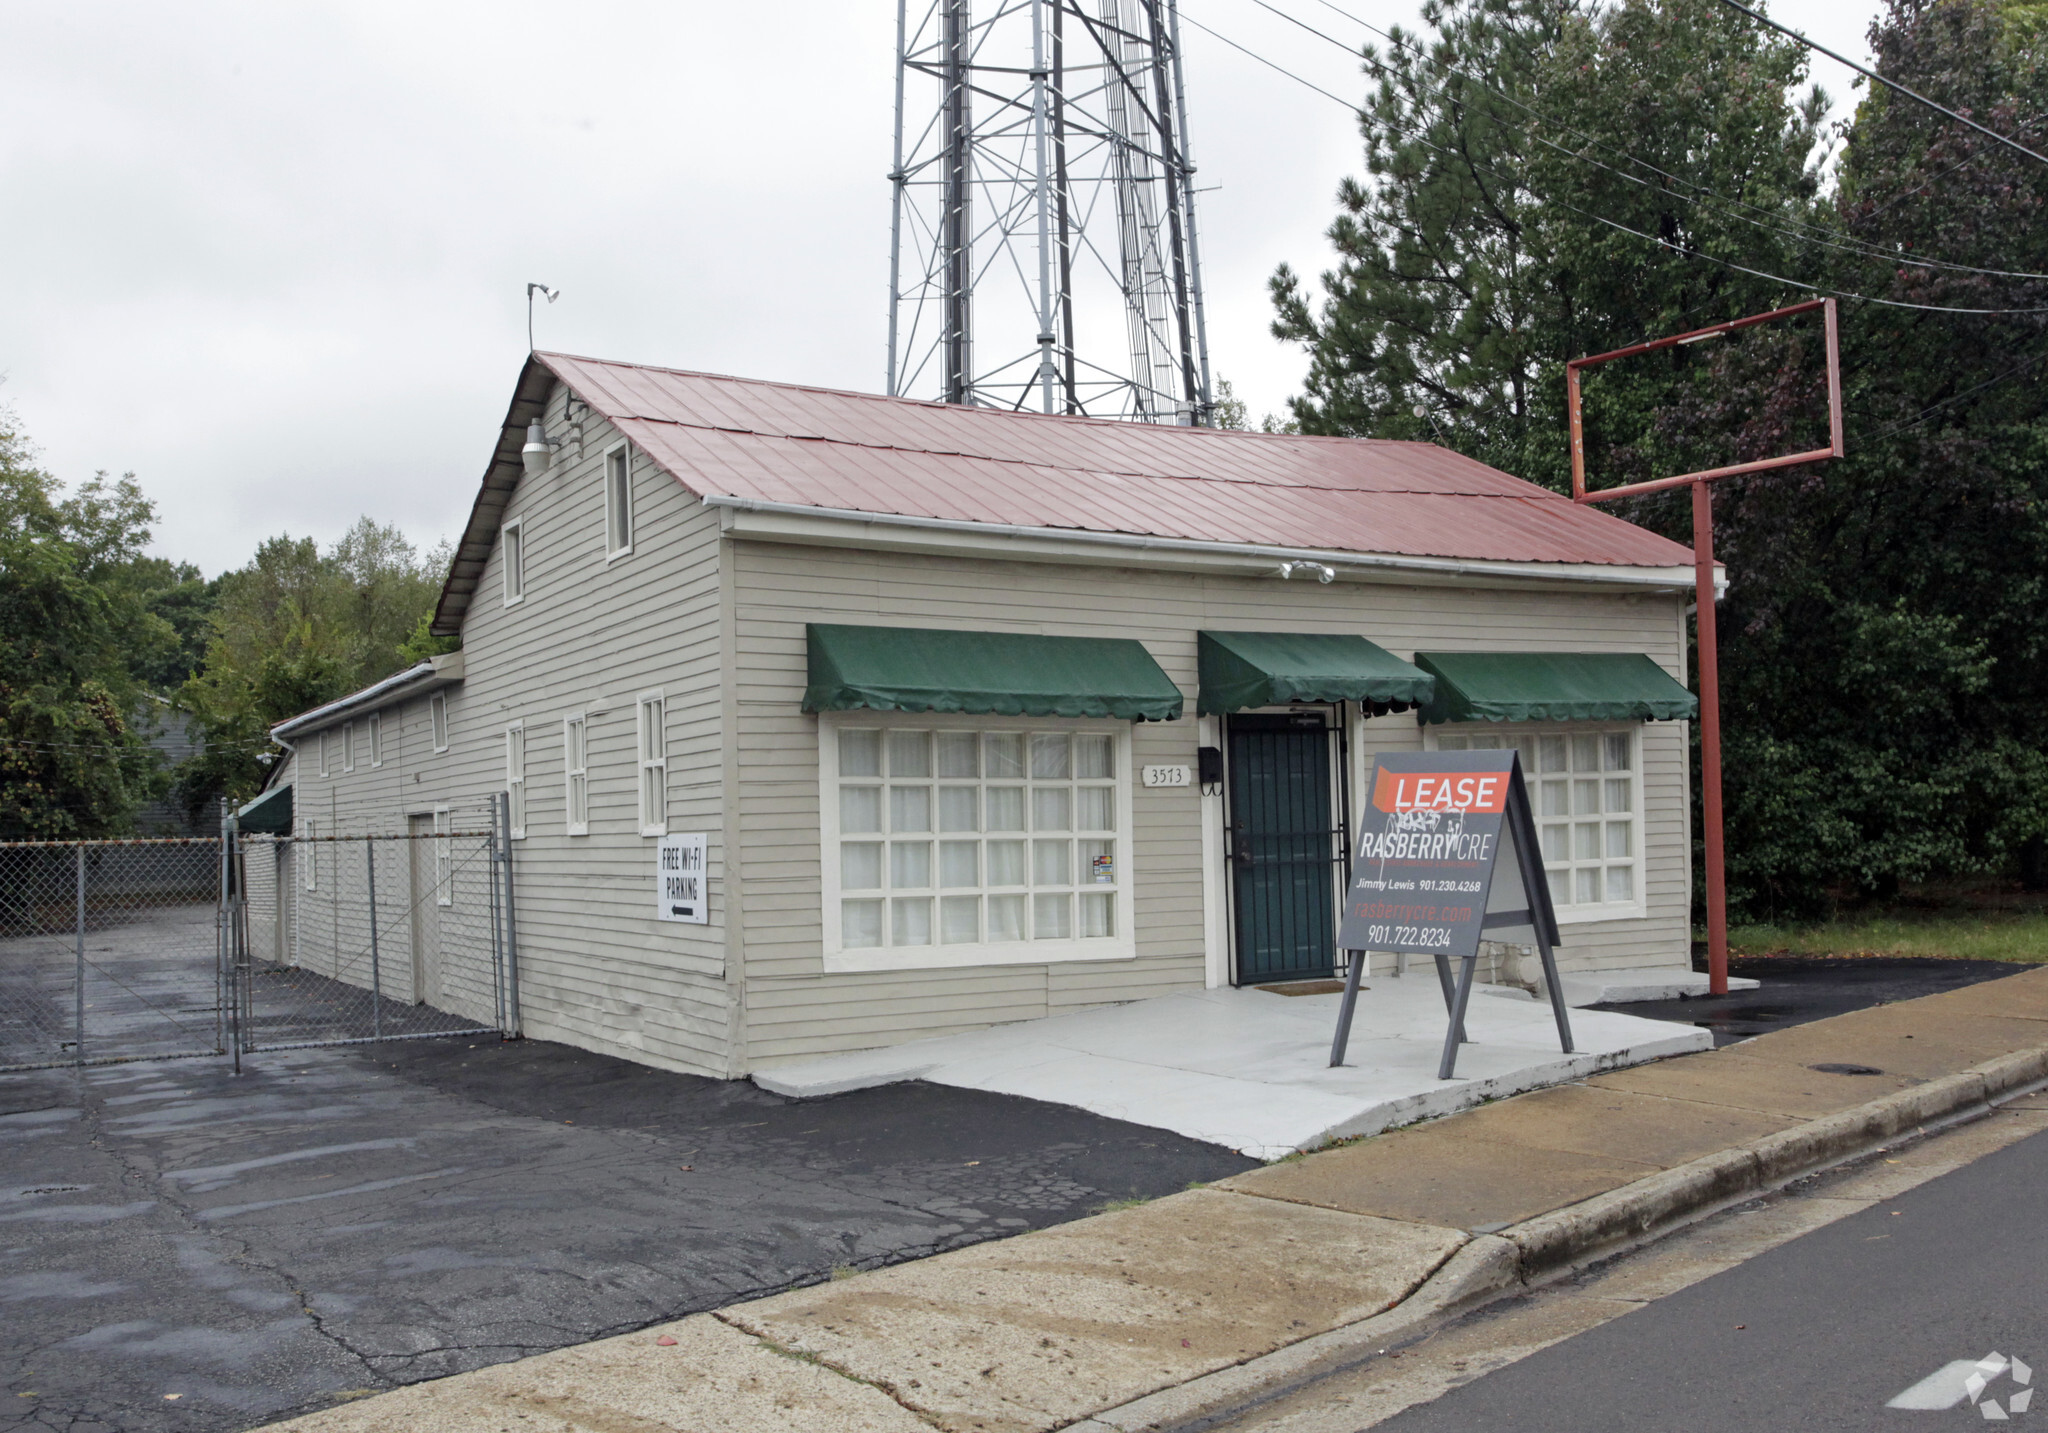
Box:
[1328,750,1575,1079]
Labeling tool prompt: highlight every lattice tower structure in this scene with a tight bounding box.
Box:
[887,0,1214,423]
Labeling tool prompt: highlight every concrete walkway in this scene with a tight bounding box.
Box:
[756,979,1711,1160]
[259,964,2048,1433]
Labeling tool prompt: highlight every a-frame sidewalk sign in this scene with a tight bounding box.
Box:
[1329,749,1574,1080]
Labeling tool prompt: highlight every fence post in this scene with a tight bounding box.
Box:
[366,839,382,1040]
[74,844,85,1067]
[500,791,522,1038]
[223,805,243,1073]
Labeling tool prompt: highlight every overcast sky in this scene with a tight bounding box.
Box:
[0,0,1878,576]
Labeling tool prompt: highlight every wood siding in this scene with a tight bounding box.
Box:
[280,385,734,1077]
[729,540,1693,1070]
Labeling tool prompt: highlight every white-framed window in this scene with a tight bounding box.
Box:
[502,517,525,605]
[563,713,589,835]
[430,692,449,753]
[318,732,331,778]
[300,819,318,891]
[505,722,527,839]
[1430,724,1643,921]
[820,715,1137,973]
[433,805,452,906]
[604,443,633,559]
[636,692,666,835]
[342,722,356,772]
[367,712,384,767]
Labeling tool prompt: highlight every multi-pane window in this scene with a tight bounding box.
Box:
[430,692,449,752]
[605,446,633,557]
[563,714,589,835]
[833,726,1123,952]
[367,712,383,767]
[637,694,667,835]
[503,519,525,604]
[505,724,527,839]
[1434,726,1638,915]
[300,819,318,891]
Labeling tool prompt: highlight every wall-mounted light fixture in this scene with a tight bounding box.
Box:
[521,420,559,478]
[1275,560,1337,584]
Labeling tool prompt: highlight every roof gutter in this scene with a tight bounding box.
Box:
[700,495,1719,595]
[270,652,466,741]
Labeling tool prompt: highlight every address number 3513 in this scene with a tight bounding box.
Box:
[1141,764,1192,788]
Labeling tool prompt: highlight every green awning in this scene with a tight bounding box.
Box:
[1197,631,1435,716]
[803,624,1184,721]
[235,782,294,834]
[1414,652,1699,725]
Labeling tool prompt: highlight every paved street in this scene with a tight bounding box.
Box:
[1285,1111,2048,1431]
[0,1035,1254,1433]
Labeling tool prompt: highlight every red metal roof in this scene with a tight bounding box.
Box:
[539,353,1692,569]
[431,353,1697,637]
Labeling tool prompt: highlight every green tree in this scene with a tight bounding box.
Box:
[1272,0,1828,485]
[1711,0,2048,909]
[1273,0,2048,915]
[0,416,163,837]
[177,520,451,817]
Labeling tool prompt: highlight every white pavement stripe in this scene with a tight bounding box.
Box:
[1888,1360,1982,1409]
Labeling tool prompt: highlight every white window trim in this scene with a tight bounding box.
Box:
[505,722,527,840]
[342,722,356,773]
[300,819,318,892]
[604,441,634,562]
[1423,721,1648,925]
[367,712,384,768]
[433,805,453,906]
[502,517,526,606]
[818,712,1138,973]
[318,731,330,778]
[636,691,667,837]
[563,712,589,836]
[430,692,449,754]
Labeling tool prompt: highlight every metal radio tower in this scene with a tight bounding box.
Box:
[886,0,1215,424]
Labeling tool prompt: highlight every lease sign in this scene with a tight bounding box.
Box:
[1338,750,1527,959]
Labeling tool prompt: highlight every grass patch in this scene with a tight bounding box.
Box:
[1094,1196,1151,1214]
[1728,910,2048,964]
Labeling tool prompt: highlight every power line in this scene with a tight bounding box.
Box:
[1182,7,2048,316]
[1274,0,2048,283]
[1868,351,2048,440]
[1709,0,2048,169]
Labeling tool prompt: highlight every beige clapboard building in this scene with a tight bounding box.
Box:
[252,353,1707,1081]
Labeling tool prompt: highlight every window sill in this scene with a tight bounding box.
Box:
[1553,903,1649,927]
[640,825,668,839]
[824,937,1135,974]
[566,825,590,838]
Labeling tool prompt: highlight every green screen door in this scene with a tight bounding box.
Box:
[1227,715,1338,983]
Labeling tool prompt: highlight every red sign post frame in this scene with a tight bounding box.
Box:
[1566,298,1844,995]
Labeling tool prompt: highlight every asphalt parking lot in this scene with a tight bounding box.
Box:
[1,1036,1256,1433]
[1599,954,2029,1044]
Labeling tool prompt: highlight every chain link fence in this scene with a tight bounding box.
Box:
[1,794,521,1072]
[0,838,228,1072]
[234,801,514,1054]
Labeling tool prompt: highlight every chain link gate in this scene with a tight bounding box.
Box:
[227,794,519,1061]
[2,793,522,1073]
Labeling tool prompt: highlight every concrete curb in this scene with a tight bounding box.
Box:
[1080,1045,2048,1433]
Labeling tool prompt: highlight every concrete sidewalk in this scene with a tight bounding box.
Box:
[263,965,2048,1433]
